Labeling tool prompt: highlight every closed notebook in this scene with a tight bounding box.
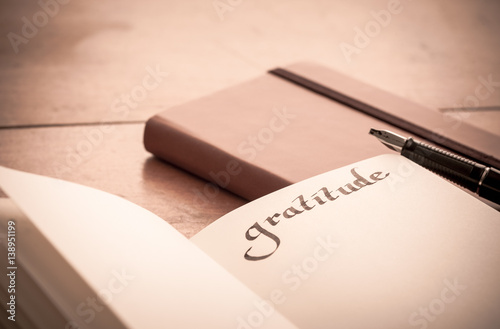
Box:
[143,62,500,200]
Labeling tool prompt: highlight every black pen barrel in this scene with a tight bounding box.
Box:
[401,138,486,194]
[478,167,500,203]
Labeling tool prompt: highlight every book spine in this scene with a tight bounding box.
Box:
[143,115,292,200]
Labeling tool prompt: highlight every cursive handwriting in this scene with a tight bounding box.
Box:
[244,168,390,261]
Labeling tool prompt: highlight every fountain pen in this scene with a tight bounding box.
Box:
[369,128,500,205]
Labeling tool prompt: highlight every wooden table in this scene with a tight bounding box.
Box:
[1,0,499,237]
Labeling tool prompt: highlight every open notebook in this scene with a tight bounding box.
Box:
[1,154,499,329]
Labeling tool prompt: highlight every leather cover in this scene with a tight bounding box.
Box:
[144,62,500,200]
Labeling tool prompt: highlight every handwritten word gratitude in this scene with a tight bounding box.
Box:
[244,168,390,261]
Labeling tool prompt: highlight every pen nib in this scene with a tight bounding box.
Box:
[369,129,407,153]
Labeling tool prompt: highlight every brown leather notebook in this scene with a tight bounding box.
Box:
[144,62,500,200]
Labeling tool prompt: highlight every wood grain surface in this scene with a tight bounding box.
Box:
[0,0,499,237]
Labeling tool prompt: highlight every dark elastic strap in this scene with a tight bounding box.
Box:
[269,67,500,169]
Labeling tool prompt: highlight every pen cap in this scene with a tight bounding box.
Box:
[478,167,500,204]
